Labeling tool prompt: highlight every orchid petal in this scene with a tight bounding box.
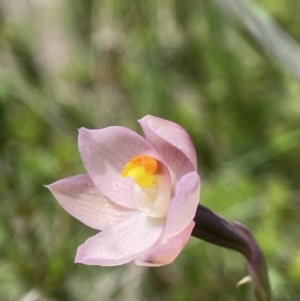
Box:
[78,127,158,209]
[163,171,200,239]
[135,221,195,266]
[139,116,197,182]
[47,174,136,230]
[75,213,164,266]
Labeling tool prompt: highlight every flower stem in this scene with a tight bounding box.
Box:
[192,204,271,301]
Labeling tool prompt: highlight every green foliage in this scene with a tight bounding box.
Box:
[0,0,300,300]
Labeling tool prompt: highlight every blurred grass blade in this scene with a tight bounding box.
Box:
[215,0,300,80]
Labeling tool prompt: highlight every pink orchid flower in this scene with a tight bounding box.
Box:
[47,115,200,267]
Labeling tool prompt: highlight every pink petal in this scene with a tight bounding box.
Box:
[139,116,197,181]
[78,127,158,209]
[135,221,195,266]
[75,213,165,266]
[163,171,200,240]
[47,174,137,230]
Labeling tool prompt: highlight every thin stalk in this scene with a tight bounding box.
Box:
[192,204,271,301]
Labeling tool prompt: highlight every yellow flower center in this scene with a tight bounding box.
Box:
[122,155,158,187]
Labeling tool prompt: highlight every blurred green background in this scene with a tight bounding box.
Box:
[0,0,300,300]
